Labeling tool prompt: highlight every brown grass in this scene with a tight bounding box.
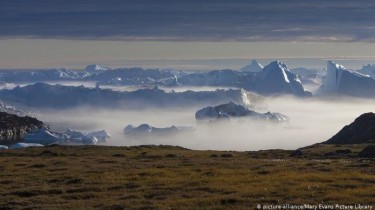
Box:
[0,144,374,209]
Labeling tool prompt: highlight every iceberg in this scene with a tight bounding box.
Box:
[0,68,82,82]
[124,124,195,137]
[87,130,111,143]
[359,64,375,79]
[177,61,311,97]
[9,143,44,149]
[240,60,264,72]
[91,67,177,86]
[0,145,8,150]
[0,82,252,109]
[63,129,107,145]
[320,61,375,97]
[254,61,311,97]
[0,100,38,117]
[24,128,61,145]
[84,64,109,76]
[195,101,288,122]
[178,69,251,87]
[22,128,110,146]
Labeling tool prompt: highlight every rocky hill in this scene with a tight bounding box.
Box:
[324,112,375,144]
[0,112,44,139]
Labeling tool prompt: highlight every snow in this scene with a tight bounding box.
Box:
[9,143,44,149]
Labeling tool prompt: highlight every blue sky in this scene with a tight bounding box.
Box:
[1,0,375,69]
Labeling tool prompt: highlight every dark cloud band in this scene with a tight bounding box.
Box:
[1,0,375,41]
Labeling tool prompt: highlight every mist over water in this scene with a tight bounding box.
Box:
[36,95,375,151]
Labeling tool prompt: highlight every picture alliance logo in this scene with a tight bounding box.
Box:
[257,204,374,210]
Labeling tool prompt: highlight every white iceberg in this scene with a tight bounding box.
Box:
[320,61,375,97]
[124,124,195,137]
[240,60,264,72]
[24,128,61,145]
[64,129,91,144]
[254,61,311,97]
[0,145,8,150]
[195,101,288,122]
[9,143,44,149]
[87,130,111,143]
[85,64,109,76]
[64,129,109,144]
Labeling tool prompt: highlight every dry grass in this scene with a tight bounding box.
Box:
[0,144,374,209]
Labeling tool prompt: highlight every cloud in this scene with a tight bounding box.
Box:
[1,0,375,42]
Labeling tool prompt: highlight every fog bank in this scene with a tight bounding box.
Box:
[35,95,375,151]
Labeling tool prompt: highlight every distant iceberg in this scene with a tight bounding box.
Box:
[24,128,61,145]
[359,64,375,79]
[0,145,8,150]
[9,143,44,149]
[177,60,311,97]
[195,101,288,122]
[254,61,311,97]
[240,60,263,72]
[22,128,110,146]
[84,64,109,76]
[63,129,109,145]
[0,68,82,82]
[124,124,195,137]
[320,61,375,97]
[87,130,111,143]
[0,82,252,109]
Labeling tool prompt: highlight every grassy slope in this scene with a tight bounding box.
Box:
[0,144,374,210]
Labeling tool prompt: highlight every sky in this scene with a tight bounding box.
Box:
[1,0,375,69]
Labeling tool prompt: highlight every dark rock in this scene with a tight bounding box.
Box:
[324,152,339,157]
[0,112,44,143]
[290,149,303,157]
[65,178,83,185]
[324,113,375,144]
[39,150,58,157]
[358,145,375,158]
[220,153,233,158]
[210,154,219,158]
[112,154,126,158]
[220,198,237,205]
[165,154,178,158]
[324,150,351,157]
[335,149,351,154]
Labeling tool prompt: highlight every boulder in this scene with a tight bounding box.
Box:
[290,149,303,157]
[358,145,375,158]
